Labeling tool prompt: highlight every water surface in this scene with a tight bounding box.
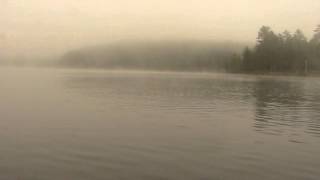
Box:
[0,67,320,180]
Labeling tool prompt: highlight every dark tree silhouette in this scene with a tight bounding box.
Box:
[240,25,320,74]
[60,25,320,74]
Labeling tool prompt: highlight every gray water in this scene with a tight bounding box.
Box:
[1,67,320,180]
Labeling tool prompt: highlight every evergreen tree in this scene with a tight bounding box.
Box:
[291,29,308,72]
[242,26,317,73]
[309,25,320,70]
[255,26,281,71]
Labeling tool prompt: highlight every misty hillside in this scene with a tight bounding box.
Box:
[60,40,245,71]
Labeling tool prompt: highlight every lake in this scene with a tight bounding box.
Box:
[0,67,320,180]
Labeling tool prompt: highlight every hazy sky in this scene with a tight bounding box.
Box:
[1,0,319,59]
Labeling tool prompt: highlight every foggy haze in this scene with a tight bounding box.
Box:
[0,0,319,59]
[2,1,320,179]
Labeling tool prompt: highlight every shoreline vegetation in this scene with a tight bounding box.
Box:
[2,25,319,77]
[59,40,244,72]
[59,25,320,76]
[234,25,320,75]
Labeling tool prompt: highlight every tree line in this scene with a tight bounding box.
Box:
[60,25,320,74]
[60,41,243,71]
[226,25,320,74]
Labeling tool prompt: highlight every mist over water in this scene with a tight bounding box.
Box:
[0,67,320,179]
[1,0,320,179]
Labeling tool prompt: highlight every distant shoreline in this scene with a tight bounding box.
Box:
[3,64,320,79]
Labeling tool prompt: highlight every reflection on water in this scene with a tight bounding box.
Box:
[65,71,320,139]
[253,78,320,138]
[0,67,320,180]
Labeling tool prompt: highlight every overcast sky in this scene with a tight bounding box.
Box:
[1,0,319,59]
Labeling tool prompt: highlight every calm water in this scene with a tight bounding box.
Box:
[0,67,320,180]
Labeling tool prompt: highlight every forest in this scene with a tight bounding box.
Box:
[226,25,320,74]
[60,25,320,74]
[60,41,243,71]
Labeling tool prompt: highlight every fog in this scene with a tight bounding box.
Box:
[1,1,320,179]
[1,0,319,60]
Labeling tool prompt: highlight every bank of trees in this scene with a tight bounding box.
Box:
[60,41,243,71]
[60,25,320,74]
[232,25,320,73]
